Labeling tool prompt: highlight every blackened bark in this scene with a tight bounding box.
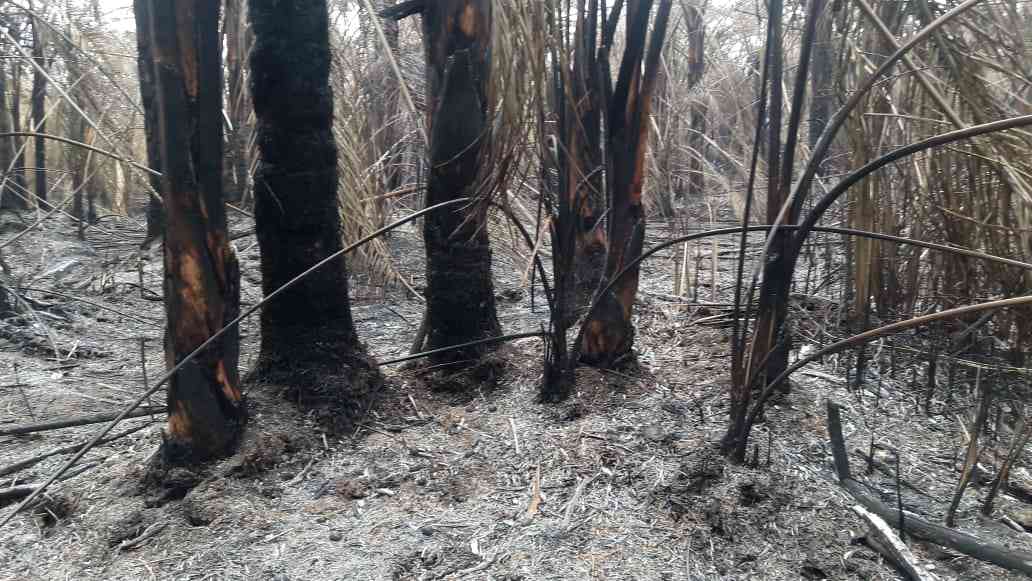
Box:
[248,0,373,395]
[565,0,607,317]
[809,7,834,159]
[684,3,706,199]
[0,59,21,209]
[71,116,86,239]
[30,17,47,205]
[580,0,672,367]
[420,0,501,364]
[746,0,792,404]
[3,18,27,199]
[134,0,165,242]
[149,0,244,463]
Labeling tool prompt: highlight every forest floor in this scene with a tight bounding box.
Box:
[1,206,1032,581]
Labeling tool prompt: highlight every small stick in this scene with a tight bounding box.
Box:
[287,458,316,486]
[408,394,424,419]
[138,338,154,414]
[525,465,542,519]
[0,422,153,478]
[118,521,167,551]
[0,462,96,503]
[0,407,164,437]
[137,259,145,300]
[14,363,35,420]
[509,417,520,455]
[561,474,597,532]
[454,551,500,578]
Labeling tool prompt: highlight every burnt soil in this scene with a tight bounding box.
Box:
[1,208,1032,581]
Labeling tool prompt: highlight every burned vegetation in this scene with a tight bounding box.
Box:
[2,0,1032,579]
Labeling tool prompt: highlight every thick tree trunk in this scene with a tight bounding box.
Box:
[148,0,244,463]
[248,0,374,399]
[580,0,672,368]
[419,0,501,365]
[134,0,165,242]
[30,17,47,205]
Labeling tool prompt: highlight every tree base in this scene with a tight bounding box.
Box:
[248,346,383,435]
[410,347,507,402]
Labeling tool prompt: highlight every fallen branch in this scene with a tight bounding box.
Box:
[0,422,154,478]
[852,504,940,581]
[0,407,164,437]
[827,400,1032,576]
[379,0,424,20]
[117,521,167,551]
[0,462,95,505]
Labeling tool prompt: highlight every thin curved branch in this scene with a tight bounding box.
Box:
[379,331,547,366]
[572,223,1032,360]
[743,295,1032,447]
[0,131,158,175]
[791,114,1032,257]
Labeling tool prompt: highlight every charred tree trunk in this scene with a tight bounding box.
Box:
[65,48,92,239]
[134,0,165,242]
[4,21,27,198]
[0,59,21,210]
[562,0,607,318]
[808,6,835,162]
[30,16,47,205]
[248,0,376,406]
[580,0,672,368]
[747,0,792,398]
[684,3,706,200]
[148,0,244,463]
[71,118,87,239]
[417,0,501,365]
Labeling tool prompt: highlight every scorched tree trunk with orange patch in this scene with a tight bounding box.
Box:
[388,0,500,366]
[579,0,672,368]
[147,0,244,463]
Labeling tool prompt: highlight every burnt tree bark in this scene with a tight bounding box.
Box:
[579,0,673,367]
[745,0,791,398]
[29,16,47,205]
[147,0,244,463]
[0,57,21,210]
[412,0,501,365]
[134,0,165,242]
[248,0,377,407]
[684,3,706,200]
[9,24,27,198]
[561,0,607,317]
